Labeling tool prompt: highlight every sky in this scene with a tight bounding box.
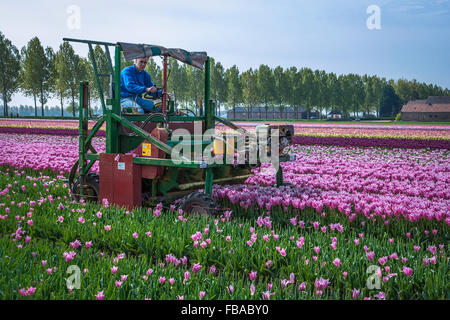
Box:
[0,0,449,107]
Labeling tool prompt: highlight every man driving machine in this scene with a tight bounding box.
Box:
[120,57,162,113]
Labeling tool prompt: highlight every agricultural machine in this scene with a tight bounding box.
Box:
[64,38,295,214]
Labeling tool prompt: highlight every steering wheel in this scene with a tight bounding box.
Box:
[143,88,162,100]
[177,108,197,117]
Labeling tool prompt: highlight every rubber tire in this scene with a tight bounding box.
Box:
[178,192,219,215]
[71,173,100,203]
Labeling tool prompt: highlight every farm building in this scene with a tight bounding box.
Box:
[328,110,343,119]
[227,106,319,119]
[400,96,450,121]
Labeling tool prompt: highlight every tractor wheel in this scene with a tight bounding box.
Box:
[178,192,219,215]
[71,173,100,203]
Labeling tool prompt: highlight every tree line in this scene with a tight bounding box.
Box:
[1,31,449,119]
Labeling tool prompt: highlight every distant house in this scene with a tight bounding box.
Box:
[227,106,316,119]
[400,96,450,121]
[227,107,304,119]
[227,106,248,119]
[328,110,343,119]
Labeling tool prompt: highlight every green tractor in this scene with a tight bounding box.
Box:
[65,38,294,214]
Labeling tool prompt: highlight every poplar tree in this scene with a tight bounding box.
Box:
[211,60,227,116]
[257,65,274,119]
[21,37,53,116]
[0,32,21,117]
[54,42,86,117]
[225,65,242,119]
[241,68,259,118]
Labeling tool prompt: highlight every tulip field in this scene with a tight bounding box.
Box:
[0,119,449,300]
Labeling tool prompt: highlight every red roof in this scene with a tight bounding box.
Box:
[401,97,450,113]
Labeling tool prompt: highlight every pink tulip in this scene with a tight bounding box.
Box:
[250,283,255,296]
[192,263,202,274]
[70,240,81,249]
[374,292,386,300]
[298,282,306,291]
[333,258,341,267]
[290,217,297,226]
[352,288,360,300]
[401,266,413,277]
[314,278,330,291]
[389,252,398,260]
[96,291,105,300]
[378,256,388,266]
[63,251,76,262]
[209,265,217,275]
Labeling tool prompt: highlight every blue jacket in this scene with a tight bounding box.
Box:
[120,65,155,99]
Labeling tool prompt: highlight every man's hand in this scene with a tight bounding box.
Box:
[146,86,158,93]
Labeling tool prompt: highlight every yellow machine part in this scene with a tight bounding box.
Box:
[213,136,236,155]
